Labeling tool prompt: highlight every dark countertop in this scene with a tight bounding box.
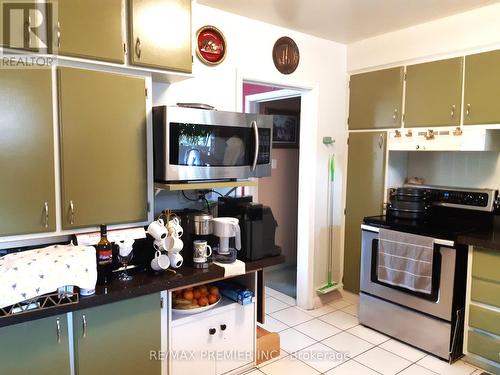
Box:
[0,255,284,328]
[457,227,500,251]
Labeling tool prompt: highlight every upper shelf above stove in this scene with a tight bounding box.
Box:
[388,128,500,152]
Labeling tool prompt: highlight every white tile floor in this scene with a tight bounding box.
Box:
[254,287,488,375]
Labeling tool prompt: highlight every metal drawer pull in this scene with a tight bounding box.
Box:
[378,134,384,149]
[450,104,455,119]
[56,21,61,48]
[209,328,216,335]
[220,324,227,331]
[466,103,471,117]
[69,200,75,225]
[43,202,49,228]
[56,318,61,343]
[392,108,398,121]
[135,37,141,59]
[82,314,87,338]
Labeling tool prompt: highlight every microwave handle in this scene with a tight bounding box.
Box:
[251,120,259,172]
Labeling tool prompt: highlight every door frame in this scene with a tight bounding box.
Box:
[236,71,319,309]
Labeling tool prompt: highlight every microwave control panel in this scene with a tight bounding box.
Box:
[257,129,271,164]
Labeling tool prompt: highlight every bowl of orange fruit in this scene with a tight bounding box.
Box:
[172,284,221,314]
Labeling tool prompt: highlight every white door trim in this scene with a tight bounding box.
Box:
[236,71,318,309]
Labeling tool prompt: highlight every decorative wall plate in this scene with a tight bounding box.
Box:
[272,36,300,74]
[196,25,227,65]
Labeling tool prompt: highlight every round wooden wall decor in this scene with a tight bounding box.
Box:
[272,36,300,74]
[196,25,227,65]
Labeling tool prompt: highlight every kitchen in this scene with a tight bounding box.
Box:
[0,1,499,375]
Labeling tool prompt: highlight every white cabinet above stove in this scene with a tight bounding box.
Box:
[388,128,500,151]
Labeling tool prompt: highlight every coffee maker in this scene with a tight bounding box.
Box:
[217,196,281,261]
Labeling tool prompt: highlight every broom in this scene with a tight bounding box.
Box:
[317,150,342,294]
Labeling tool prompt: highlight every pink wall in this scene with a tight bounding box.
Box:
[242,83,280,111]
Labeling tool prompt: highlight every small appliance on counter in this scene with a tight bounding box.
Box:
[191,213,214,268]
[218,196,281,261]
[212,217,241,263]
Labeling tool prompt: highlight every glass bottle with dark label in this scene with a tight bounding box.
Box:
[96,224,113,285]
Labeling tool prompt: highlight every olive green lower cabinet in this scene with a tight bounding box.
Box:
[73,293,161,375]
[343,132,387,293]
[465,247,500,373]
[0,315,70,375]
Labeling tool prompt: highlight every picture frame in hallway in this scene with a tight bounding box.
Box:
[266,108,300,148]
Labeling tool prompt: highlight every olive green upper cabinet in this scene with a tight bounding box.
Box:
[0,315,70,375]
[57,0,124,63]
[129,0,192,72]
[348,67,404,130]
[464,50,500,125]
[343,132,386,293]
[58,67,148,229]
[404,58,463,127]
[73,294,161,375]
[0,69,55,236]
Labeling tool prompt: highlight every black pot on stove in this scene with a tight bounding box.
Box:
[387,187,431,220]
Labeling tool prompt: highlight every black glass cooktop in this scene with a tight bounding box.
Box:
[364,207,494,242]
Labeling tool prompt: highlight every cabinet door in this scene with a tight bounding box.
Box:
[73,293,161,375]
[57,0,124,63]
[405,58,463,127]
[464,50,500,125]
[58,67,147,229]
[343,132,386,293]
[129,0,192,72]
[349,67,404,130]
[216,304,255,375]
[0,69,55,236]
[171,316,218,374]
[0,315,70,375]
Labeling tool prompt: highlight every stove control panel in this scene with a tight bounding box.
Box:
[404,185,498,212]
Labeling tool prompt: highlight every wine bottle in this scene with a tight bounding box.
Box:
[96,224,113,285]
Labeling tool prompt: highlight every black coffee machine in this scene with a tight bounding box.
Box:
[217,196,281,261]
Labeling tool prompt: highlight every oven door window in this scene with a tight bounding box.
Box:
[370,239,441,302]
[169,122,256,167]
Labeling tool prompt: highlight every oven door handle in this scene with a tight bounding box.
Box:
[251,120,259,172]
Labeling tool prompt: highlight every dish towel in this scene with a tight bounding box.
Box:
[214,259,246,277]
[0,244,97,308]
[377,228,434,294]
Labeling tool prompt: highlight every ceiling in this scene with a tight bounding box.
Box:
[197,0,498,43]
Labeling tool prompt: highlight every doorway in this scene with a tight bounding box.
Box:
[243,82,301,298]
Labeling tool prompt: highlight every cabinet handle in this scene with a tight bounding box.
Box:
[209,328,216,335]
[392,108,398,121]
[69,200,75,225]
[43,202,49,228]
[378,134,384,149]
[466,103,471,118]
[25,16,31,46]
[451,104,455,119]
[56,318,61,344]
[56,21,61,48]
[135,37,141,59]
[82,314,87,338]
[220,324,227,331]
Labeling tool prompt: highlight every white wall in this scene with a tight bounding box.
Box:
[153,4,348,308]
[348,2,500,72]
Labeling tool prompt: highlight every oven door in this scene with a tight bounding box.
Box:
[360,226,457,321]
[158,107,272,182]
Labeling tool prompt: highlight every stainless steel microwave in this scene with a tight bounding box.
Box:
[152,106,273,182]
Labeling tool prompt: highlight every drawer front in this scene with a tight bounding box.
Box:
[471,277,500,308]
[468,329,500,364]
[469,304,500,336]
[472,248,500,283]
